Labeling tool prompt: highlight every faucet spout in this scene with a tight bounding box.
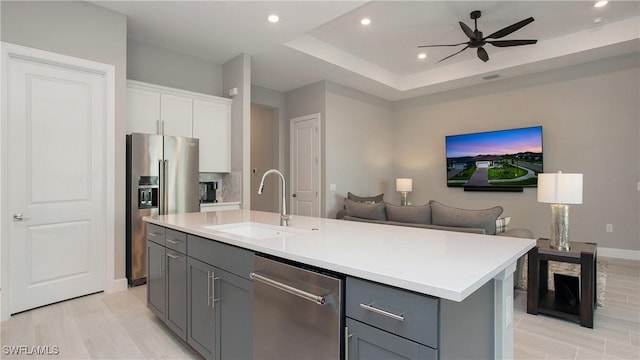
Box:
[257,169,290,226]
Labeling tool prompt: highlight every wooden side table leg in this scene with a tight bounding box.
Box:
[527,247,539,314]
[580,251,595,328]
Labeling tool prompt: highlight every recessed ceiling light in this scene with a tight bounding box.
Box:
[593,17,603,24]
[360,18,371,26]
[594,1,608,8]
[417,53,427,60]
[268,14,280,23]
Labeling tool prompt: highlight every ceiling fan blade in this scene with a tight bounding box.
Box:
[487,39,538,47]
[418,42,469,48]
[485,17,535,40]
[477,47,489,62]
[436,45,469,63]
[459,21,477,40]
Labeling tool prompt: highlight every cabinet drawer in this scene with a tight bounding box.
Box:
[346,277,439,348]
[166,229,187,253]
[146,223,165,245]
[187,235,254,279]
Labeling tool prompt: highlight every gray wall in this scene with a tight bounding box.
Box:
[250,104,278,212]
[392,54,640,252]
[223,54,251,206]
[1,0,128,279]
[127,39,223,96]
[325,82,394,218]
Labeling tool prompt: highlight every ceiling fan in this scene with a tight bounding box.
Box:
[418,10,537,63]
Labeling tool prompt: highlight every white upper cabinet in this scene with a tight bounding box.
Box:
[160,93,193,138]
[127,87,161,134]
[127,80,232,172]
[193,99,231,172]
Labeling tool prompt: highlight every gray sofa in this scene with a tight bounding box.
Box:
[336,193,534,283]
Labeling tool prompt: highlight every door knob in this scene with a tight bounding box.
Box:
[13,213,24,221]
[292,194,297,197]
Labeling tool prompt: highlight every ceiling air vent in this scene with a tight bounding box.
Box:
[482,74,500,80]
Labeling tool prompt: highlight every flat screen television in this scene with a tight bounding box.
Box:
[446,126,543,190]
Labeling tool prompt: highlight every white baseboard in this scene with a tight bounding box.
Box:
[105,278,129,293]
[598,247,640,261]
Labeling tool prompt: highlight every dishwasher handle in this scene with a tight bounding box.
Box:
[250,272,328,306]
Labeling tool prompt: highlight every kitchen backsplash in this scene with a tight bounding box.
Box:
[199,171,242,203]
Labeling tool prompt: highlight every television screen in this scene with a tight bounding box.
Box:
[446,126,543,189]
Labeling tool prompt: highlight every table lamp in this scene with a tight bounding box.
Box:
[537,171,583,251]
[396,178,412,206]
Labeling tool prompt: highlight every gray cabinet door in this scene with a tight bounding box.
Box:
[166,249,187,341]
[187,257,219,360]
[346,318,437,360]
[218,268,253,360]
[146,240,166,321]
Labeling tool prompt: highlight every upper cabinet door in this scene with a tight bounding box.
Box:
[161,93,193,138]
[127,87,161,135]
[193,99,231,173]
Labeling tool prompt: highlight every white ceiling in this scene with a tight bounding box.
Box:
[94,1,640,101]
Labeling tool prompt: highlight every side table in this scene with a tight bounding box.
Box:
[526,238,597,328]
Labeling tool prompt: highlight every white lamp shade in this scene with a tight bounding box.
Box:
[537,172,583,204]
[396,178,413,192]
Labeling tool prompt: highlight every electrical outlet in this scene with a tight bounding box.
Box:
[606,224,613,233]
[329,184,336,192]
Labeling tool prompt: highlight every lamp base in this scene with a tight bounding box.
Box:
[400,192,408,206]
[550,204,570,251]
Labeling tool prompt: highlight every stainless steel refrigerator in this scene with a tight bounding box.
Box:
[126,133,199,285]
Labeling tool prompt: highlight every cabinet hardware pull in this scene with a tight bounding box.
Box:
[212,276,221,308]
[250,272,328,306]
[207,271,213,306]
[166,238,182,244]
[359,303,405,322]
[345,326,353,360]
[148,232,160,237]
[166,253,179,259]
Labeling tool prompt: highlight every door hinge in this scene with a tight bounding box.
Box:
[315,158,318,165]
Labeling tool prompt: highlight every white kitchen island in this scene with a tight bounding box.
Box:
[145,210,535,359]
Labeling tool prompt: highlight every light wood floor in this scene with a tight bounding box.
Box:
[1,257,638,359]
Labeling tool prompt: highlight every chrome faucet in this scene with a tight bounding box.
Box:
[258,169,291,226]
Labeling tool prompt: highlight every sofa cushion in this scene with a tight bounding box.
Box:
[385,203,431,224]
[495,216,512,234]
[430,200,503,235]
[345,199,387,221]
[347,192,384,204]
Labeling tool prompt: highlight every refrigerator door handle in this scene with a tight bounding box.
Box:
[163,160,169,214]
[158,160,165,215]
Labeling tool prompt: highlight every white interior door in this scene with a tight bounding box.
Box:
[6,50,107,314]
[290,114,320,217]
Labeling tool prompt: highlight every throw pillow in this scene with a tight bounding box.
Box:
[385,203,431,224]
[429,200,503,235]
[345,199,387,221]
[347,192,384,204]
[495,216,512,234]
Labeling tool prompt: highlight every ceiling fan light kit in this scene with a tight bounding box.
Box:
[418,10,538,63]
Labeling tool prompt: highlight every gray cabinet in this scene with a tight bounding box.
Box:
[346,276,495,360]
[346,318,437,360]
[186,235,254,360]
[146,240,166,320]
[166,248,187,341]
[345,277,438,360]
[187,257,217,359]
[146,225,188,341]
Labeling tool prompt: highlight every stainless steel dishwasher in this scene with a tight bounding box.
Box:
[251,255,343,360]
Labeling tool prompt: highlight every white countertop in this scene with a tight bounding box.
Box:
[144,210,535,302]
